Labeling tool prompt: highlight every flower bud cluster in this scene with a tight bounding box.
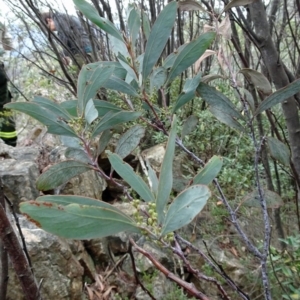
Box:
[132,200,174,244]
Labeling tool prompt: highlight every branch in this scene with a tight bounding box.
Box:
[130,238,210,300]
[0,186,41,300]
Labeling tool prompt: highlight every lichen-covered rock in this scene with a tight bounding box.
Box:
[0,159,40,211]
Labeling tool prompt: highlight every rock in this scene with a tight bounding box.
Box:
[7,216,88,300]
[0,159,40,212]
[134,272,173,300]
[141,143,166,172]
[0,141,40,161]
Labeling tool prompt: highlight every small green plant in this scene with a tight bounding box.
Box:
[270,234,300,299]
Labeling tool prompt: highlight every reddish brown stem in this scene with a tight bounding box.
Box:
[130,238,210,300]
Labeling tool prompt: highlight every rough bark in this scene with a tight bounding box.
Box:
[249,0,300,183]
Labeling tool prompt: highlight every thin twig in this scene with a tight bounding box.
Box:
[128,243,156,300]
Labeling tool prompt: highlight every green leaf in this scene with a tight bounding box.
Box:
[33,96,71,120]
[35,195,132,219]
[209,106,244,132]
[161,185,210,235]
[163,44,187,69]
[91,111,142,138]
[142,1,177,80]
[156,116,177,224]
[173,91,195,113]
[36,160,92,191]
[108,152,155,202]
[173,72,202,112]
[141,11,151,39]
[182,72,202,93]
[110,36,130,58]
[181,115,198,139]
[267,137,290,166]
[93,99,122,116]
[118,55,138,83]
[60,100,78,117]
[85,99,98,124]
[239,68,272,96]
[60,136,82,148]
[193,156,223,185]
[20,201,140,239]
[197,82,243,119]
[73,0,124,41]
[150,67,167,92]
[97,129,113,155]
[65,148,90,164]
[166,32,215,84]
[103,76,139,97]
[116,125,145,158]
[128,7,141,46]
[255,79,300,116]
[242,189,284,209]
[224,0,258,11]
[5,102,77,137]
[77,64,114,114]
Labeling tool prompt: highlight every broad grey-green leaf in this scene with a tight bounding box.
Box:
[77,64,114,114]
[118,56,138,83]
[183,72,202,93]
[85,99,98,124]
[116,125,145,158]
[91,111,142,138]
[239,68,272,96]
[161,185,210,235]
[197,82,243,119]
[60,136,82,148]
[173,91,195,113]
[150,67,167,92]
[65,148,90,164]
[36,160,92,191]
[141,11,151,39]
[166,32,215,84]
[193,156,223,185]
[181,115,198,139]
[142,1,177,80]
[173,72,202,112]
[73,0,124,41]
[108,152,155,202]
[128,7,141,46]
[110,35,130,58]
[242,189,284,209]
[156,116,177,224]
[267,137,290,166]
[20,201,140,239]
[209,106,244,132]
[94,99,122,116]
[98,129,113,155]
[224,0,258,11]
[33,96,71,120]
[60,100,78,117]
[163,44,188,69]
[36,195,135,220]
[255,79,300,116]
[5,102,78,137]
[103,76,139,97]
